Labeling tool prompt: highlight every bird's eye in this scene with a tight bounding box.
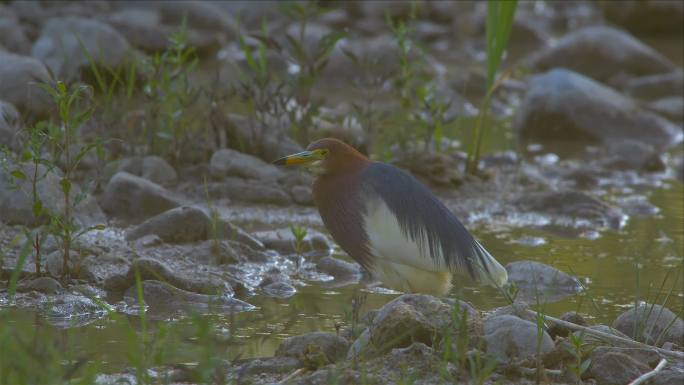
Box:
[319,149,329,157]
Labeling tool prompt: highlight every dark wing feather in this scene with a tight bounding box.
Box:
[360,162,490,279]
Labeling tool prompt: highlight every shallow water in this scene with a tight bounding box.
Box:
[2,180,682,374]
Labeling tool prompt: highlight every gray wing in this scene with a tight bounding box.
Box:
[360,162,492,280]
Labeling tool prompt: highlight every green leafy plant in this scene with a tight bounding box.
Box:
[465,0,517,174]
[342,49,392,154]
[290,225,308,256]
[139,23,204,163]
[240,7,345,147]
[563,331,594,383]
[386,13,453,155]
[0,123,51,276]
[35,80,105,281]
[467,348,498,385]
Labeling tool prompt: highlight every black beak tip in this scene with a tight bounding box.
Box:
[272,157,287,166]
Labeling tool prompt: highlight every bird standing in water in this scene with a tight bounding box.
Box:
[274,138,508,296]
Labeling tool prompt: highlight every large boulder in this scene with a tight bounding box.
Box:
[647,97,684,123]
[106,7,224,54]
[32,17,131,80]
[505,260,582,303]
[0,51,51,116]
[514,69,681,151]
[0,11,31,54]
[113,1,239,34]
[100,172,181,222]
[612,303,684,347]
[0,101,21,148]
[252,227,331,254]
[209,148,284,182]
[110,257,229,295]
[125,206,210,243]
[123,280,253,314]
[275,332,349,365]
[352,294,481,357]
[529,26,674,83]
[0,163,105,227]
[107,155,177,186]
[600,0,684,36]
[587,351,650,385]
[204,177,292,205]
[483,314,554,363]
[515,190,626,231]
[216,113,303,160]
[623,70,684,100]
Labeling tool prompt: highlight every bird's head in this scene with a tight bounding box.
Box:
[273,138,368,176]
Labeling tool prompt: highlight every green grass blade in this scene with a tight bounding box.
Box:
[466,0,518,174]
[8,238,32,302]
[486,0,517,89]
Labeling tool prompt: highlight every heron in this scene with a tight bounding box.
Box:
[274,138,508,296]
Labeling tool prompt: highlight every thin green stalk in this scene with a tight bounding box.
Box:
[466,0,517,174]
[8,239,31,302]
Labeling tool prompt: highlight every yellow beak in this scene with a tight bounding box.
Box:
[273,150,322,166]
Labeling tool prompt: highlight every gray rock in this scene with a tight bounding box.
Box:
[604,140,666,172]
[356,294,481,357]
[42,294,108,328]
[548,311,587,339]
[590,346,664,369]
[0,162,106,227]
[125,206,210,243]
[45,249,73,278]
[514,69,681,151]
[488,302,538,325]
[290,185,314,206]
[214,219,264,250]
[125,257,230,295]
[529,26,674,83]
[324,34,407,81]
[647,97,684,122]
[334,342,449,385]
[109,155,177,186]
[647,363,684,385]
[252,227,331,254]
[16,276,63,294]
[600,0,684,35]
[573,324,630,346]
[612,303,684,347]
[219,113,303,160]
[623,70,684,100]
[347,328,372,360]
[505,260,581,303]
[276,332,349,364]
[261,281,297,298]
[0,12,31,54]
[588,351,649,385]
[100,172,181,222]
[106,7,224,54]
[484,315,554,363]
[235,356,302,378]
[209,148,284,181]
[116,1,238,33]
[515,190,625,231]
[32,17,131,80]
[0,100,21,149]
[0,51,51,116]
[123,280,253,314]
[316,256,362,281]
[205,177,292,205]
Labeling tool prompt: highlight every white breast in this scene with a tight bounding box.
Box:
[363,197,447,273]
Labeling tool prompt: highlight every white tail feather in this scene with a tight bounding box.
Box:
[472,241,508,287]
